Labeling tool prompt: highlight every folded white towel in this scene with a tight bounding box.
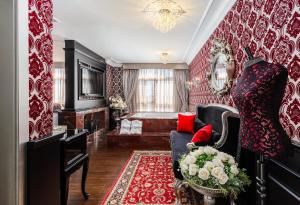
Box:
[119,119,143,135]
[130,127,142,135]
[120,126,131,135]
[131,120,143,128]
[121,119,131,128]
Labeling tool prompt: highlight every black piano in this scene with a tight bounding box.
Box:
[60,129,89,205]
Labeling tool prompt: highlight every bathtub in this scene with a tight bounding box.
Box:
[128,112,178,132]
[130,112,178,119]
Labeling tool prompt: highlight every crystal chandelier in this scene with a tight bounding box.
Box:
[143,0,186,33]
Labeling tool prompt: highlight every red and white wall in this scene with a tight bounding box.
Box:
[106,65,124,98]
[189,0,300,143]
[28,0,53,140]
[27,0,300,143]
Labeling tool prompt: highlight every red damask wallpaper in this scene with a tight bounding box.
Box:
[189,0,300,143]
[29,0,53,140]
[106,65,124,98]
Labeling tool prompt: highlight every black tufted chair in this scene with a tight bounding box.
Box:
[169,104,241,204]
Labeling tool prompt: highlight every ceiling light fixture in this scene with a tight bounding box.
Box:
[160,52,169,64]
[143,0,186,33]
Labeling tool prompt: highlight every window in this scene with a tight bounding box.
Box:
[136,69,174,112]
[53,68,65,107]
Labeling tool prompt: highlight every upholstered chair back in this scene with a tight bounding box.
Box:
[196,104,240,158]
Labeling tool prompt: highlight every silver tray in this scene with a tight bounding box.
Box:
[181,172,224,198]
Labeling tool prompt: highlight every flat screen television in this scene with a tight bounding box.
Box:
[79,61,104,98]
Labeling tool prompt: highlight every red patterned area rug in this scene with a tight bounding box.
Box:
[100,151,177,205]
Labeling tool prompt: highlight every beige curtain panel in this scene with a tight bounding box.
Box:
[174,70,189,112]
[123,69,139,113]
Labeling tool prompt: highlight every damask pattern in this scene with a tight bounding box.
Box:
[232,62,291,157]
[29,0,53,140]
[189,0,300,143]
[106,65,124,98]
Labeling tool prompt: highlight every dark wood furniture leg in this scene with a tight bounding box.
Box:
[82,156,90,200]
[60,130,90,205]
[61,175,70,205]
[257,155,267,205]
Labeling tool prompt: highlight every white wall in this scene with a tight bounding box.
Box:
[0,0,29,205]
[17,0,29,205]
[54,39,65,62]
[0,0,18,204]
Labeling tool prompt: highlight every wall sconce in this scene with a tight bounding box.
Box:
[185,77,201,90]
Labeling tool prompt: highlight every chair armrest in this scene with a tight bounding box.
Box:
[214,111,239,149]
[186,142,219,151]
[186,142,197,151]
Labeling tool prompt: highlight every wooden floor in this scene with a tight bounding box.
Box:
[67,133,171,205]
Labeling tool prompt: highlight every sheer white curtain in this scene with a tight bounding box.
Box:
[136,69,175,112]
[53,68,65,107]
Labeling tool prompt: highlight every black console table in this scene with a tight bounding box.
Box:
[60,129,89,205]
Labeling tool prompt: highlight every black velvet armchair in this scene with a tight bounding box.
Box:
[169,104,240,204]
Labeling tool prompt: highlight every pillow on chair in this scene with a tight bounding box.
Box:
[193,130,221,147]
[194,118,207,133]
[192,124,213,143]
[177,114,196,134]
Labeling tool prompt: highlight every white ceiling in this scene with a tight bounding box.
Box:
[53,0,236,64]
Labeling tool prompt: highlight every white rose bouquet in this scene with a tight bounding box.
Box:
[109,95,127,110]
[180,146,251,199]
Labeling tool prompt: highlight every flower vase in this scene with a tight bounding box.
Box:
[182,173,236,205]
[113,109,122,130]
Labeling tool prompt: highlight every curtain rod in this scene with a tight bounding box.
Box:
[123,63,188,70]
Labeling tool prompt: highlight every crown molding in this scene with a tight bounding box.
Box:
[105,57,123,68]
[184,0,236,64]
[182,0,214,62]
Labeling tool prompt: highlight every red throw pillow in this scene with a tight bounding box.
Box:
[177,114,196,134]
[192,124,213,143]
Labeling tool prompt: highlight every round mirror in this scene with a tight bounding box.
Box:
[212,53,228,91]
[207,39,235,96]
